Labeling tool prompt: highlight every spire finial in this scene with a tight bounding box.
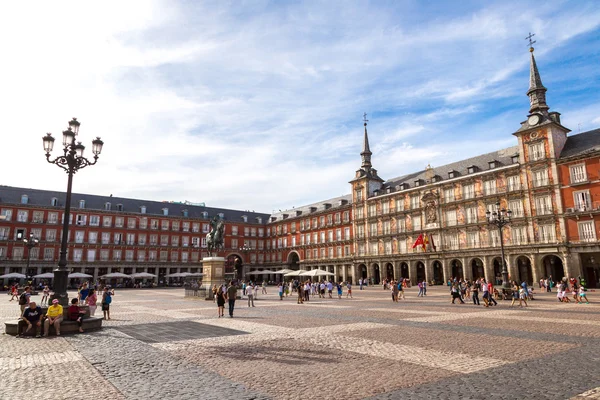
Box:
[526,32,536,52]
[360,113,372,169]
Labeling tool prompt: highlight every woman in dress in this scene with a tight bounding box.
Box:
[87,289,97,316]
[216,286,225,317]
[40,286,50,305]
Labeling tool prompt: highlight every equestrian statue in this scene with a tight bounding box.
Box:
[206,216,225,256]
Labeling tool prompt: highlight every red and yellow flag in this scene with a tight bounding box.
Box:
[412,234,424,250]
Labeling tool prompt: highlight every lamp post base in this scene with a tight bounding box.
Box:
[51,269,69,307]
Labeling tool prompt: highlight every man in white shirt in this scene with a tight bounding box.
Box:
[327,281,333,298]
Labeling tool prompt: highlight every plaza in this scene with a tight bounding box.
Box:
[1,285,599,400]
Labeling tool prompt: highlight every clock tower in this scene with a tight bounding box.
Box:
[513,44,570,161]
[350,116,384,202]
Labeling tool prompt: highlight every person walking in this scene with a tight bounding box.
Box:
[278,283,284,301]
[40,286,50,306]
[336,282,343,299]
[417,281,424,297]
[297,284,304,304]
[487,281,498,306]
[261,281,267,295]
[472,279,480,305]
[226,282,238,317]
[212,284,218,303]
[346,282,353,299]
[392,280,399,302]
[216,286,225,317]
[247,282,255,307]
[101,287,114,320]
[451,283,464,304]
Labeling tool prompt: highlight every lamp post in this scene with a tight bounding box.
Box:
[486,201,512,292]
[23,232,39,277]
[43,118,104,306]
[238,242,252,280]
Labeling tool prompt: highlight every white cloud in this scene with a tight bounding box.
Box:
[0,1,598,212]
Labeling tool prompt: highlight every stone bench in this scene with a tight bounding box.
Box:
[4,304,103,336]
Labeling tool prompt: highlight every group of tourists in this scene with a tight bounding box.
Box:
[14,283,115,338]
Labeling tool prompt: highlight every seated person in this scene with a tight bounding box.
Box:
[18,301,43,338]
[44,299,63,337]
[68,298,87,333]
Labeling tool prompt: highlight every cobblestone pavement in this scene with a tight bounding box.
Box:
[1,286,599,399]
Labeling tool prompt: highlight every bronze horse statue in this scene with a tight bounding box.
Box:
[206,217,225,255]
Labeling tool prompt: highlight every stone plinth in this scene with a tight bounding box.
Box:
[200,257,226,300]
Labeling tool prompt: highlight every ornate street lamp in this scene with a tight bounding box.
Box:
[238,242,252,280]
[486,201,512,293]
[23,232,39,277]
[43,118,104,306]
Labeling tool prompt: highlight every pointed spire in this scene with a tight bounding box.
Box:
[361,113,372,169]
[527,46,549,115]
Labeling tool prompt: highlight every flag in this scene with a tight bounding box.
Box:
[429,233,437,251]
[412,234,424,250]
[423,234,429,251]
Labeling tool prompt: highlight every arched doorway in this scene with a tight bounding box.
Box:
[416,262,426,282]
[517,256,533,285]
[451,259,463,280]
[385,263,394,280]
[542,255,565,282]
[400,262,409,279]
[372,263,381,284]
[287,251,300,271]
[359,264,367,280]
[432,261,443,284]
[471,258,484,280]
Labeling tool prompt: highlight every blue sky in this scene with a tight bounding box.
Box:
[1,0,599,212]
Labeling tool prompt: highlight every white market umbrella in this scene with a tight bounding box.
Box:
[68,273,93,279]
[131,272,157,279]
[300,270,335,277]
[246,270,276,275]
[283,270,305,277]
[0,273,27,279]
[101,273,132,279]
[33,272,55,279]
[273,269,294,274]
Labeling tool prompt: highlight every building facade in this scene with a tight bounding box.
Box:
[1,47,599,287]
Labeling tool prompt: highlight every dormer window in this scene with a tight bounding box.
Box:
[117,204,123,212]
[79,200,85,209]
[414,179,423,187]
[467,165,477,174]
[182,209,188,217]
[51,197,59,206]
[448,170,457,179]
[310,207,317,213]
[21,195,28,204]
[218,212,224,219]
[270,217,277,222]
[162,208,168,216]
[256,217,263,223]
[511,155,519,164]
[431,175,442,183]
[488,161,498,169]
[140,206,147,214]
[242,215,248,223]
[104,202,111,211]
[373,189,380,196]
[202,211,209,218]
[386,187,392,194]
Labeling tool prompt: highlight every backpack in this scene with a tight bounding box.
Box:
[105,294,112,304]
[19,292,28,305]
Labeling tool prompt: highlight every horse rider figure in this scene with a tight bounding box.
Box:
[207,216,224,255]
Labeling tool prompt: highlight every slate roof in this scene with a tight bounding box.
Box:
[559,129,600,159]
[384,146,520,190]
[269,194,352,222]
[0,185,270,224]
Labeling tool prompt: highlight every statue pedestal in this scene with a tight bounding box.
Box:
[202,257,226,300]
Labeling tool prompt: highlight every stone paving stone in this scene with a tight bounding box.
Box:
[442,317,600,338]
[66,330,270,400]
[173,337,458,400]
[114,320,247,343]
[338,325,578,361]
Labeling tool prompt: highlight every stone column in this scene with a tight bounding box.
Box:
[425,261,434,284]
[530,253,540,285]
[442,259,451,285]
[342,265,347,283]
[409,261,418,285]
[565,252,583,279]
[393,262,400,281]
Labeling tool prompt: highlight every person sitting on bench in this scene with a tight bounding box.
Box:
[44,299,63,336]
[18,301,43,338]
[68,298,87,333]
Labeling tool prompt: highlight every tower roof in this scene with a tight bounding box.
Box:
[527,47,549,114]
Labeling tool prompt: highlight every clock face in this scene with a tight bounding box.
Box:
[528,114,540,125]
